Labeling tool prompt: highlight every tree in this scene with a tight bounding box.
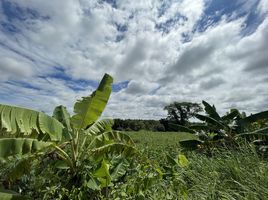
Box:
[164,102,203,126]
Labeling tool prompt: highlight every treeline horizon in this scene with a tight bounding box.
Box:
[112,101,252,132]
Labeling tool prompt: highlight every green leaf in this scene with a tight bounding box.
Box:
[91,143,137,158]
[85,119,114,136]
[202,101,221,121]
[6,156,34,182]
[94,159,111,187]
[110,156,130,181]
[71,74,113,130]
[0,104,63,141]
[177,132,203,150]
[86,178,101,190]
[155,168,164,178]
[0,138,52,159]
[195,114,227,130]
[54,160,70,170]
[88,131,135,149]
[178,154,189,168]
[239,110,268,125]
[166,154,178,166]
[39,112,63,141]
[53,105,72,140]
[221,109,239,121]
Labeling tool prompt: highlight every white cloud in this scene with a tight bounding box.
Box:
[0,57,33,81]
[258,0,268,14]
[0,0,267,119]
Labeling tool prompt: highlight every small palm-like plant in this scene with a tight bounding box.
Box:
[0,74,136,198]
[175,101,268,152]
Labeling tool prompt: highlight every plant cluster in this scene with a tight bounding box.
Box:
[171,101,268,155]
[0,74,136,199]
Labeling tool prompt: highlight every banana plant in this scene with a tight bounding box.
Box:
[0,74,136,197]
[176,101,268,152]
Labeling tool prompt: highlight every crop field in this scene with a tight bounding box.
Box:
[128,131,183,157]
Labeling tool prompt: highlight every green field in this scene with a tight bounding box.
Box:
[122,131,268,200]
[128,131,184,159]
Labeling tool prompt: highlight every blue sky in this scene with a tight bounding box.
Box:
[0,0,268,119]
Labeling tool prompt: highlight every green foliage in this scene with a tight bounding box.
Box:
[93,159,112,187]
[71,73,113,130]
[239,110,268,126]
[113,118,164,132]
[202,100,221,121]
[0,73,138,199]
[178,154,189,168]
[110,131,268,199]
[84,119,114,136]
[164,102,203,126]
[52,105,72,140]
[0,104,63,141]
[158,100,267,156]
[110,155,130,181]
[0,138,52,159]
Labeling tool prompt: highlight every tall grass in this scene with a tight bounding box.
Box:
[183,146,268,199]
[127,131,268,200]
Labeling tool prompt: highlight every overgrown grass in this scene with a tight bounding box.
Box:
[127,131,191,161]
[125,131,268,200]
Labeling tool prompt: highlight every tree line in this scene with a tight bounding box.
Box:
[113,102,205,132]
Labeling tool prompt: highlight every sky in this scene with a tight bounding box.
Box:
[0,0,268,119]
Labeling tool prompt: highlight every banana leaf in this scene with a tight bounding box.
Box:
[195,114,227,130]
[202,101,221,121]
[71,74,113,130]
[222,109,239,121]
[0,138,52,159]
[239,110,268,125]
[0,104,63,141]
[53,105,72,140]
[88,131,134,149]
[85,119,114,136]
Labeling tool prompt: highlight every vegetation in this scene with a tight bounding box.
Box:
[126,131,268,199]
[0,74,268,199]
[113,119,165,132]
[172,101,268,155]
[164,102,203,126]
[0,74,136,199]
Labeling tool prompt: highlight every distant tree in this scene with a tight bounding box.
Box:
[164,102,203,126]
[113,119,163,131]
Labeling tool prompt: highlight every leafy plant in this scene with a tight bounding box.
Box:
[174,101,268,153]
[0,74,136,198]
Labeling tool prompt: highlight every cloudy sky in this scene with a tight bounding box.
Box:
[0,0,268,119]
